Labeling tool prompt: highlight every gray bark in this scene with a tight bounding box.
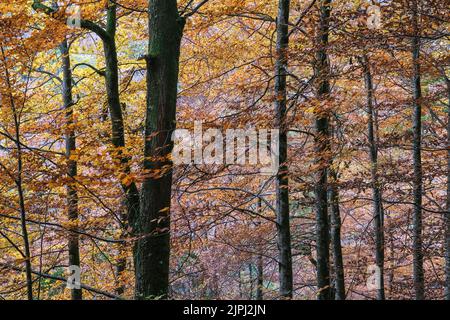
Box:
[329,167,345,300]
[256,253,264,300]
[274,0,294,299]
[411,0,425,300]
[132,0,185,299]
[314,0,332,300]
[361,55,385,300]
[60,39,82,300]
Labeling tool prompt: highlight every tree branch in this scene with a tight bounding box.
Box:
[0,262,122,299]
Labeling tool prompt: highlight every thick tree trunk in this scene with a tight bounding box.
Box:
[274,0,293,299]
[411,0,425,300]
[60,39,82,300]
[314,0,332,300]
[132,0,185,299]
[329,167,345,300]
[361,55,385,300]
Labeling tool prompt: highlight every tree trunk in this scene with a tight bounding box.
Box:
[256,194,264,300]
[329,167,345,300]
[248,264,254,299]
[60,39,82,300]
[445,76,450,300]
[274,0,293,299]
[361,55,385,300]
[1,46,33,300]
[314,0,332,300]
[102,4,140,221]
[411,0,425,300]
[256,253,264,300]
[115,209,127,297]
[132,0,185,299]
[97,3,140,298]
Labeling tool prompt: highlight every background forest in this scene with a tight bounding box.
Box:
[0,0,449,300]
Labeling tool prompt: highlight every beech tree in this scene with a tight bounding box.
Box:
[273,0,293,299]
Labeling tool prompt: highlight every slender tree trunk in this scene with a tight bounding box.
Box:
[248,264,254,299]
[81,3,140,297]
[256,253,264,300]
[329,166,345,300]
[445,77,450,300]
[255,194,264,300]
[17,184,33,300]
[96,3,140,297]
[132,0,185,299]
[361,55,385,300]
[388,226,395,297]
[411,0,425,300]
[274,0,293,299]
[115,209,127,296]
[103,4,140,220]
[60,39,82,300]
[1,46,33,300]
[314,0,332,300]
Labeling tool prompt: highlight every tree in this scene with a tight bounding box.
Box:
[329,141,345,300]
[314,0,332,300]
[360,54,385,300]
[273,0,294,299]
[410,0,425,300]
[60,39,82,300]
[132,0,186,299]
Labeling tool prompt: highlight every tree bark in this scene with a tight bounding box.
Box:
[60,39,82,300]
[132,0,185,299]
[361,55,385,300]
[255,194,264,300]
[256,253,264,300]
[329,167,345,300]
[411,0,425,300]
[93,3,140,298]
[102,4,140,223]
[274,0,294,299]
[314,0,332,300]
[445,76,450,300]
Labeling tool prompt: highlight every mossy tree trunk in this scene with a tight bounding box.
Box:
[132,0,185,300]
